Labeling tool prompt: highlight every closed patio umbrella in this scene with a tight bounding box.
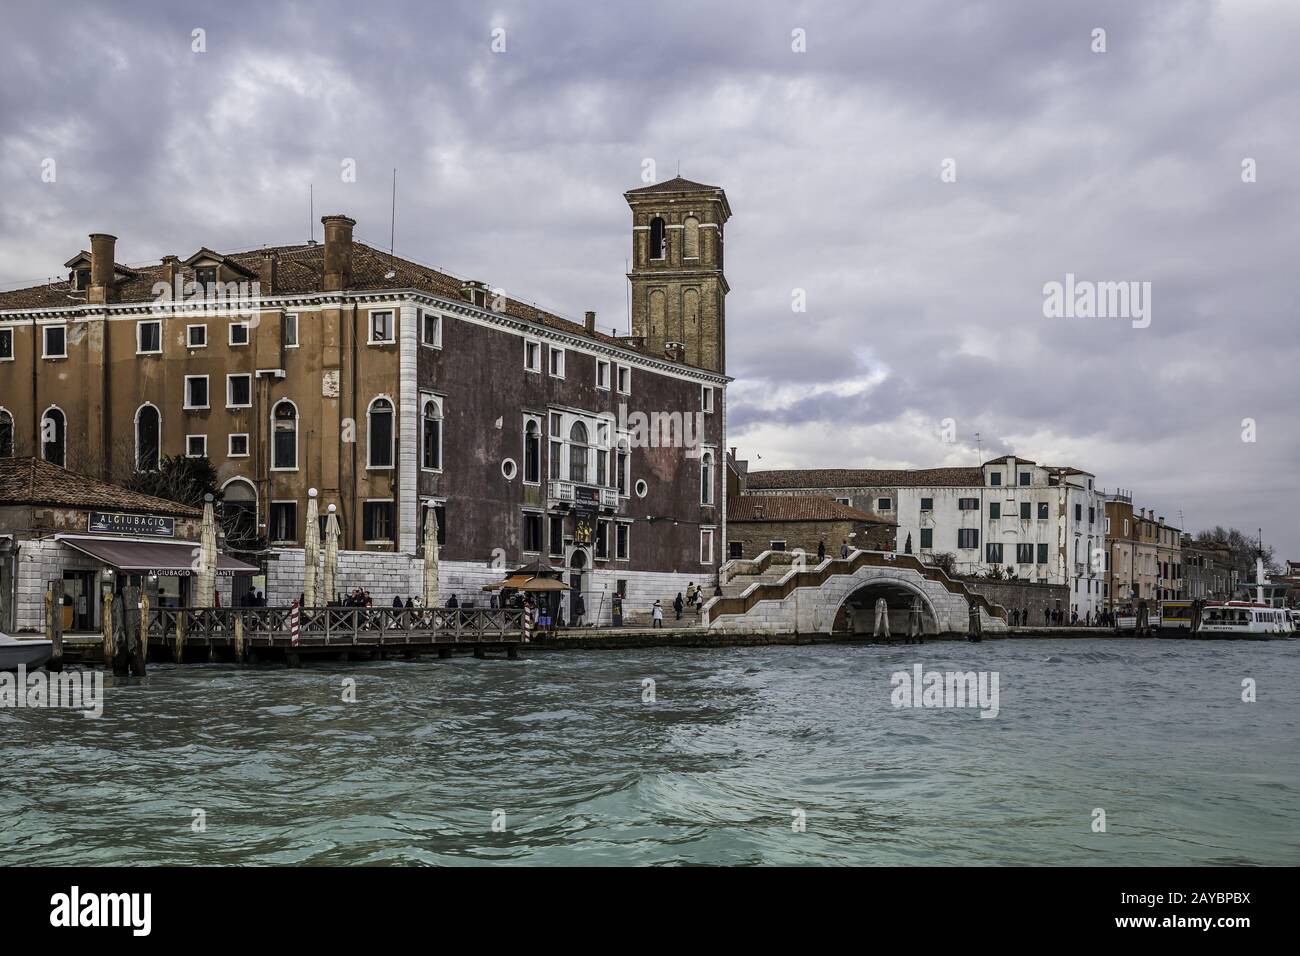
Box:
[323,503,340,606]
[303,488,320,607]
[423,503,440,608]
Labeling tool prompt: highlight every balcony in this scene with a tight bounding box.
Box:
[548,479,620,510]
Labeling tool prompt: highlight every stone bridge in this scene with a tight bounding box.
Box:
[704,549,1008,637]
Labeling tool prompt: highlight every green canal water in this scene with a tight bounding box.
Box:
[2,639,1297,865]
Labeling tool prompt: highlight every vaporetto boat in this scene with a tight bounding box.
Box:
[1193,601,1294,639]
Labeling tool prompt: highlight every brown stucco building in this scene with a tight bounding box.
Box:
[726,495,896,560]
[0,179,734,621]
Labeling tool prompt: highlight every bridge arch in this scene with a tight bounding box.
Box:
[833,577,941,636]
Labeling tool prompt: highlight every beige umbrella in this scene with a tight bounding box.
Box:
[423,503,440,608]
[322,503,340,607]
[303,487,320,607]
[195,493,217,607]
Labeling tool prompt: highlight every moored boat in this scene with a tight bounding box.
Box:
[0,632,54,670]
[1192,602,1294,639]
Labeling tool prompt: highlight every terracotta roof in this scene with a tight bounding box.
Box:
[0,458,201,516]
[983,456,1036,466]
[728,495,894,524]
[746,467,983,490]
[0,240,654,357]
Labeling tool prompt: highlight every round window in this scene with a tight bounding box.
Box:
[501,458,518,480]
[634,479,649,499]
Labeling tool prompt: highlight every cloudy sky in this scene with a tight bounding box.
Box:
[2,0,1297,555]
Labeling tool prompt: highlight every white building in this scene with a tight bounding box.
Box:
[743,455,1108,617]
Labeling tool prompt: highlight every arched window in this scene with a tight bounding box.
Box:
[272,400,297,469]
[0,409,13,458]
[219,478,258,549]
[568,421,589,483]
[135,404,160,472]
[649,217,666,261]
[523,418,541,483]
[421,398,441,471]
[683,216,700,258]
[41,406,65,467]
[368,397,394,468]
[700,450,714,505]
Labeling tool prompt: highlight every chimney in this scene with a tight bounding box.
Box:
[88,233,117,304]
[258,249,277,295]
[584,311,596,334]
[161,255,180,297]
[321,215,355,292]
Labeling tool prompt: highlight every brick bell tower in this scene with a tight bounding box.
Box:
[625,176,731,374]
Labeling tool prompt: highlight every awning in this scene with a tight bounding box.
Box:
[56,535,258,577]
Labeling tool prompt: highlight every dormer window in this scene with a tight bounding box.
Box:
[72,268,91,290]
[194,266,217,289]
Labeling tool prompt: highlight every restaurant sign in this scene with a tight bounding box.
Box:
[87,512,176,538]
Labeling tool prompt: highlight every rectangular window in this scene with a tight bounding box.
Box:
[920,528,933,549]
[229,322,250,346]
[986,543,1004,563]
[363,501,395,541]
[595,520,610,560]
[1019,471,1031,486]
[187,324,207,348]
[596,360,611,389]
[616,365,630,394]
[1038,502,1050,519]
[770,540,787,552]
[1075,503,1082,521]
[1037,543,1049,564]
[990,472,1002,486]
[282,313,299,348]
[990,502,1001,519]
[185,435,207,458]
[549,515,565,557]
[523,512,543,553]
[702,386,714,413]
[957,528,980,550]
[549,439,562,480]
[227,374,252,408]
[729,542,743,560]
[1017,543,1034,564]
[369,311,394,344]
[184,376,209,409]
[615,523,630,561]
[270,502,297,543]
[958,498,979,511]
[421,311,441,348]
[1020,501,1031,520]
[1088,507,1095,525]
[0,328,12,360]
[228,434,249,457]
[137,320,162,354]
[194,266,217,288]
[920,497,933,511]
[525,340,541,372]
[43,325,67,358]
[876,497,892,511]
[548,346,565,378]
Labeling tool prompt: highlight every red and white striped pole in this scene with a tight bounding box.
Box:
[290,599,300,647]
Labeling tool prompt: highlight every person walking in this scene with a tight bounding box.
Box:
[817,540,826,563]
[840,540,850,559]
[573,593,586,628]
[685,582,698,608]
[651,599,664,628]
[673,592,684,621]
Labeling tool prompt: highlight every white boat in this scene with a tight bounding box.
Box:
[1193,602,1294,639]
[0,632,54,670]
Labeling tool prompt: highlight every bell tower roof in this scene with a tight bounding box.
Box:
[625,176,731,220]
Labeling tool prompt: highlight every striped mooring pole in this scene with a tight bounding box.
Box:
[290,599,300,647]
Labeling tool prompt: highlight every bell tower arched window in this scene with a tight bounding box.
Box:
[649,217,666,261]
[683,216,700,259]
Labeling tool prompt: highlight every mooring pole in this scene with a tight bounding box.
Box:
[45,580,64,673]
[101,591,115,668]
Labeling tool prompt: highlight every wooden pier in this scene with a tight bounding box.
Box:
[53,584,528,672]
